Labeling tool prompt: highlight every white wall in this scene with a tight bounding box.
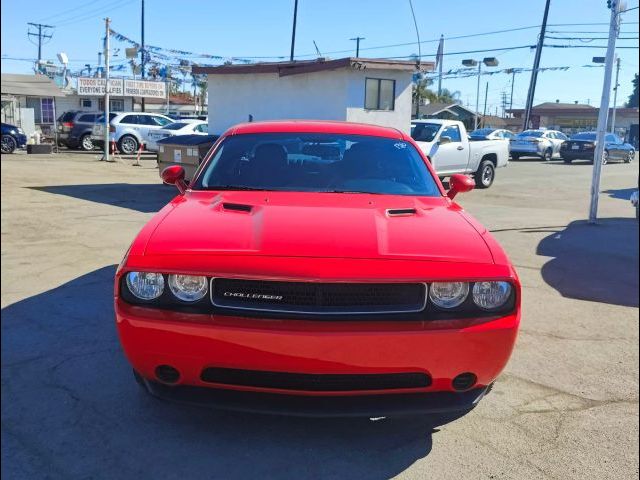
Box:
[207,70,351,134]
[55,95,133,114]
[206,68,413,135]
[345,70,412,134]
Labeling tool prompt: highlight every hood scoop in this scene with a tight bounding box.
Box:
[222,202,253,213]
[387,208,417,217]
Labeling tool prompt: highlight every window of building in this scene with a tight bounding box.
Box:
[40,98,54,123]
[81,98,92,109]
[364,78,395,111]
[98,99,125,112]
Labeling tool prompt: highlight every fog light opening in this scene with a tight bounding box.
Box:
[155,365,181,385]
[452,372,477,392]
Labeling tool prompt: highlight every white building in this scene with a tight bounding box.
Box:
[193,58,433,135]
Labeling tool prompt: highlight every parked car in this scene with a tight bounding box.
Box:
[411,119,510,188]
[146,120,209,152]
[510,129,568,161]
[115,120,521,417]
[91,112,174,154]
[469,128,515,141]
[560,131,635,164]
[58,111,107,150]
[1,122,28,154]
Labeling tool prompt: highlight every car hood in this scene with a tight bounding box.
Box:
[143,191,494,264]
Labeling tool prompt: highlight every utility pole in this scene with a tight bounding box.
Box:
[141,0,146,112]
[522,0,552,130]
[103,17,111,162]
[437,35,444,97]
[289,0,299,62]
[589,1,621,223]
[610,55,621,133]
[350,37,365,57]
[509,69,516,111]
[27,22,54,66]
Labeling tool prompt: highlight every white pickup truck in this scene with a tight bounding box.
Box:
[411,119,509,188]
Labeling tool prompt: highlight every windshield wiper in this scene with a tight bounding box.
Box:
[319,189,383,194]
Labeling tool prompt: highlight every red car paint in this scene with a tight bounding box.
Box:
[115,120,520,413]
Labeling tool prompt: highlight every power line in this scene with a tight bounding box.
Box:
[55,0,134,27]
[35,0,126,23]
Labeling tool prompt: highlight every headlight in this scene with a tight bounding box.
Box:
[472,281,512,310]
[429,282,469,308]
[16,127,24,134]
[168,274,208,302]
[126,272,164,300]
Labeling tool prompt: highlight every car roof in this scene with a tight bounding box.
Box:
[229,120,404,139]
[170,119,206,125]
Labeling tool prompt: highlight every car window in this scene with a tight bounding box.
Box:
[556,132,568,141]
[163,122,189,131]
[518,130,544,138]
[153,116,173,126]
[194,133,440,197]
[570,132,597,141]
[135,115,156,126]
[195,124,208,133]
[59,112,76,122]
[545,132,555,139]
[441,125,462,143]
[605,134,619,143]
[78,114,96,123]
[121,115,139,124]
[411,123,441,142]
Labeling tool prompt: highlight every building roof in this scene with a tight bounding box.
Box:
[1,73,66,97]
[133,94,195,105]
[507,102,639,117]
[418,102,478,117]
[192,57,434,77]
[227,120,405,139]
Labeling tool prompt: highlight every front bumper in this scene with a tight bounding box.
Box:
[116,299,519,412]
[140,377,491,417]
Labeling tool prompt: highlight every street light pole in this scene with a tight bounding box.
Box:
[588,2,620,223]
[475,62,482,130]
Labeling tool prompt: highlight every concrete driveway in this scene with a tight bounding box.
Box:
[2,152,638,479]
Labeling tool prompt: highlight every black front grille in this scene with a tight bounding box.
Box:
[201,367,431,391]
[211,279,426,314]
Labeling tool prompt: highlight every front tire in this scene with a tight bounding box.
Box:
[625,150,634,163]
[118,135,139,154]
[1,135,17,154]
[511,153,520,160]
[563,157,573,164]
[602,150,609,165]
[474,160,495,189]
[543,148,553,162]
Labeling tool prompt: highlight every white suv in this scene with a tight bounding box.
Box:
[92,112,174,154]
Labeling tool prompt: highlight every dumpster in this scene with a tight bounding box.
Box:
[157,134,219,181]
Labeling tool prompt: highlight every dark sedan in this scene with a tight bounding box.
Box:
[560,132,635,164]
[1,122,28,154]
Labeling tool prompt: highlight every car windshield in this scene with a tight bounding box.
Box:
[194,133,440,196]
[518,130,544,138]
[163,122,189,130]
[410,123,441,142]
[570,132,597,141]
[470,128,495,137]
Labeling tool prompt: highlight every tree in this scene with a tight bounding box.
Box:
[627,73,639,108]
[412,77,461,117]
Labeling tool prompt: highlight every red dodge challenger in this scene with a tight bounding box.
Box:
[115,120,520,418]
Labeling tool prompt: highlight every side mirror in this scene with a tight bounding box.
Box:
[439,136,452,145]
[447,174,475,200]
[161,165,187,194]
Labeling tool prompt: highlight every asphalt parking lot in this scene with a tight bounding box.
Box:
[1,150,638,480]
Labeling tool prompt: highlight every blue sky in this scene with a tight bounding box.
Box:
[2,0,638,115]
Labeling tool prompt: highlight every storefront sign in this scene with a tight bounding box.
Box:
[123,80,166,99]
[77,77,124,96]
